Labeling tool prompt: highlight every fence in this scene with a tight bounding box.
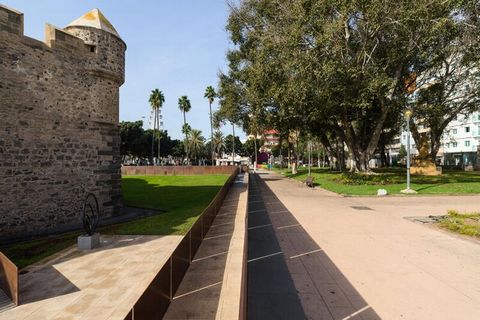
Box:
[0,251,18,307]
[121,165,237,176]
[123,167,240,320]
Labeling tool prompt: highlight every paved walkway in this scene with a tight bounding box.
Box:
[0,235,182,320]
[164,172,248,319]
[248,173,380,320]
[255,170,480,320]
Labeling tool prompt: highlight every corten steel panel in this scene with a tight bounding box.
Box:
[171,233,191,296]
[202,212,214,238]
[132,258,171,320]
[0,252,18,306]
[190,218,203,259]
[123,310,133,320]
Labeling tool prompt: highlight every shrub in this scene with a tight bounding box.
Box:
[336,172,391,185]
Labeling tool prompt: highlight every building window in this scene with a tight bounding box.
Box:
[466,127,470,133]
[465,141,470,147]
[453,142,458,148]
[453,128,457,134]
[445,143,449,148]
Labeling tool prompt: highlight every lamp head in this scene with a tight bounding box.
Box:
[405,110,412,119]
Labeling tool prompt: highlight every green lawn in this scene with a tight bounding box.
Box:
[111,174,229,235]
[272,166,480,195]
[438,210,480,238]
[1,174,229,269]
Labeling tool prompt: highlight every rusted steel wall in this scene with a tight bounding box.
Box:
[0,251,18,306]
[121,166,237,176]
[125,167,240,320]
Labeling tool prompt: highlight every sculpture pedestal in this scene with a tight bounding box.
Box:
[411,160,441,176]
[78,233,100,250]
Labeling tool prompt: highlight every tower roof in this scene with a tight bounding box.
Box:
[67,8,121,38]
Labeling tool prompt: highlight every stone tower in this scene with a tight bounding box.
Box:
[64,8,126,124]
[0,5,126,240]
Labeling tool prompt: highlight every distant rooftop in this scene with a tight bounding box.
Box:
[67,8,121,38]
[264,129,279,135]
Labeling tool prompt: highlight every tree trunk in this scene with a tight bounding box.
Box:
[380,143,387,168]
[254,134,258,171]
[232,123,235,164]
[430,129,442,164]
[183,112,189,164]
[157,109,161,164]
[151,109,155,163]
[209,102,214,166]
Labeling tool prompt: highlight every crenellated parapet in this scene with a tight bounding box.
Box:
[0,4,23,35]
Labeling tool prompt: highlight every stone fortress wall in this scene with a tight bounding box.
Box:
[0,5,126,240]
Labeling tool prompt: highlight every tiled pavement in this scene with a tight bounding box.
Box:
[0,235,182,320]
[163,173,247,319]
[247,173,380,320]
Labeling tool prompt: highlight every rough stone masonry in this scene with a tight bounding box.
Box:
[0,5,126,240]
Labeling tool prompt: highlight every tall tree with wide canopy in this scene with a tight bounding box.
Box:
[407,4,480,162]
[149,89,165,163]
[204,86,217,166]
[178,95,192,163]
[220,0,473,172]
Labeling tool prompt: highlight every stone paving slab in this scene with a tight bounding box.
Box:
[247,173,380,320]
[259,169,480,320]
[0,235,182,320]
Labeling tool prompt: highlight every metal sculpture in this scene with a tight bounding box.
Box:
[82,193,99,236]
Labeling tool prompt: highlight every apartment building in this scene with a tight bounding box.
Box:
[390,111,480,169]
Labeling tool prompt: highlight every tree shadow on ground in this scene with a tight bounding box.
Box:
[248,173,381,320]
[115,178,225,235]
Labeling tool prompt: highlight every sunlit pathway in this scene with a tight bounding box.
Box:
[255,170,480,320]
[247,173,380,320]
[163,173,247,319]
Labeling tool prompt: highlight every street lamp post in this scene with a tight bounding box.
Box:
[401,110,416,194]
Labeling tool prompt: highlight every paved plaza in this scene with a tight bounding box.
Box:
[0,235,182,320]
[251,170,480,320]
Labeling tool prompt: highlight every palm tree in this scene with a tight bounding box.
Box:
[189,129,205,163]
[149,89,165,164]
[212,130,225,159]
[178,95,192,164]
[204,86,217,166]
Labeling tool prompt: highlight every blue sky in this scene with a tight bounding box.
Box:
[3,0,244,140]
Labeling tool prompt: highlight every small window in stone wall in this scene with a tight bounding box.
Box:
[86,44,97,53]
